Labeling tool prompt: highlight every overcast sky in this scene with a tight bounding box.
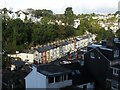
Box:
[0,0,120,14]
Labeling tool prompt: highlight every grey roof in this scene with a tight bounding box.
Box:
[46,46,51,50]
[37,47,43,53]
[60,62,81,71]
[114,38,120,43]
[12,60,26,66]
[28,50,36,54]
[37,46,51,53]
[37,64,72,76]
[42,47,48,52]
[88,44,119,51]
[85,47,111,63]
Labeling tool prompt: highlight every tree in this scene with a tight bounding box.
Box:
[75,25,85,35]
[26,8,34,14]
[115,11,120,16]
[12,27,17,48]
[91,13,95,17]
[65,26,75,37]
[33,9,42,18]
[33,9,55,19]
[2,8,8,14]
[41,17,50,25]
[64,7,75,26]
[2,55,12,68]
[116,29,120,37]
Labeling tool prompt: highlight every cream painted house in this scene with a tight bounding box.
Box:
[50,47,54,61]
[8,53,34,63]
[56,47,60,59]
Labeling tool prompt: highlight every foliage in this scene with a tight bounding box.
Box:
[41,16,51,24]
[32,24,75,45]
[26,8,34,14]
[2,55,12,68]
[116,29,120,37]
[2,8,8,14]
[2,9,115,54]
[2,18,75,53]
[115,11,120,16]
[2,19,32,53]
[77,19,115,42]
[33,9,55,19]
[64,7,75,25]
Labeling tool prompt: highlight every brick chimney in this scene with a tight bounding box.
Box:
[106,37,114,47]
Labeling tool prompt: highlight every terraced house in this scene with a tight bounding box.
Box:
[8,34,96,64]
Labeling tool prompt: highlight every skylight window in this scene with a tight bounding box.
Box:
[72,72,75,75]
[90,52,95,59]
[114,50,119,58]
[76,70,80,74]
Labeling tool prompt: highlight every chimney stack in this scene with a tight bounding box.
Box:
[106,37,114,47]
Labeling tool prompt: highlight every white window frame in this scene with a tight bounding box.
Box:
[48,76,55,84]
[90,52,95,59]
[113,68,119,76]
[114,50,119,58]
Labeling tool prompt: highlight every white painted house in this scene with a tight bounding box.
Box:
[50,47,54,61]
[8,53,34,64]
[17,11,26,21]
[25,64,72,89]
[53,47,57,60]
[56,46,60,59]
[74,19,80,28]
[70,42,75,54]
[7,11,18,19]
[33,50,42,63]
[7,50,41,64]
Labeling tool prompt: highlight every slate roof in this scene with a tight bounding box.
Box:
[23,11,29,15]
[64,41,68,45]
[88,44,119,51]
[12,60,26,66]
[37,64,72,76]
[37,47,43,53]
[42,46,48,52]
[114,38,120,43]
[28,50,36,54]
[46,46,51,50]
[60,62,81,71]
[37,46,52,53]
[85,47,111,63]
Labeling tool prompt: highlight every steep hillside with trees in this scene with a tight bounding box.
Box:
[2,7,115,54]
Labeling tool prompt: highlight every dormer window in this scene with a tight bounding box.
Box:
[90,52,95,59]
[114,50,119,58]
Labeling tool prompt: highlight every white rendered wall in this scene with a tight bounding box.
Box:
[25,67,47,88]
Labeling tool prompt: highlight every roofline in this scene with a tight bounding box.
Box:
[84,47,111,64]
[95,48,111,64]
[38,70,72,77]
